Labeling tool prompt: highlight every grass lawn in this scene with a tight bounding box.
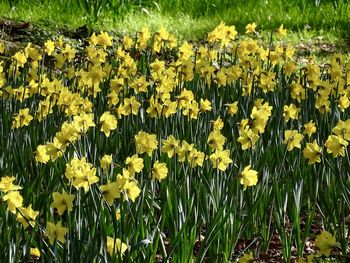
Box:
[0,0,350,40]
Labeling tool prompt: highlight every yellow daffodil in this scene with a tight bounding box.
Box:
[100,182,121,206]
[65,157,99,192]
[62,44,76,62]
[123,34,133,50]
[303,140,322,165]
[237,128,260,150]
[325,135,348,157]
[161,135,180,158]
[332,119,350,141]
[30,247,41,258]
[0,176,22,193]
[207,130,226,150]
[44,40,55,55]
[212,117,224,131]
[97,32,113,49]
[284,61,296,75]
[135,131,158,156]
[188,148,205,168]
[16,205,39,229]
[239,251,256,262]
[152,161,168,181]
[338,95,350,112]
[100,154,113,170]
[45,138,64,161]
[125,154,144,176]
[130,76,149,93]
[226,101,238,116]
[177,141,194,162]
[12,51,27,67]
[115,209,121,221]
[46,221,68,245]
[121,180,141,202]
[240,165,258,191]
[3,191,23,214]
[315,230,337,257]
[278,24,287,37]
[50,191,75,215]
[283,103,300,122]
[209,149,232,171]
[73,113,95,133]
[303,120,317,138]
[245,23,257,33]
[178,41,194,61]
[119,96,141,116]
[289,83,306,102]
[107,237,128,257]
[100,111,118,137]
[136,26,150,50]
[199,98,212,112]
[0,41,5,54]
[283,130,304,151]
[12,108,33,129]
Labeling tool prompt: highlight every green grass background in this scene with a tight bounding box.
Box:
[0,0,349,41]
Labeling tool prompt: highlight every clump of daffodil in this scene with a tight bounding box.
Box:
[114,169,141,203]
[0,176,23,214]
[237,100,272,150]
[65,157,99,192]
[207,21,237,48]
[3,21,350,262]
[34,112,95,163]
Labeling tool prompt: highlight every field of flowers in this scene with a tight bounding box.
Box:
[0,22,349,262]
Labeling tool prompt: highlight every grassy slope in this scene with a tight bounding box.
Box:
[0,0,349,42]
